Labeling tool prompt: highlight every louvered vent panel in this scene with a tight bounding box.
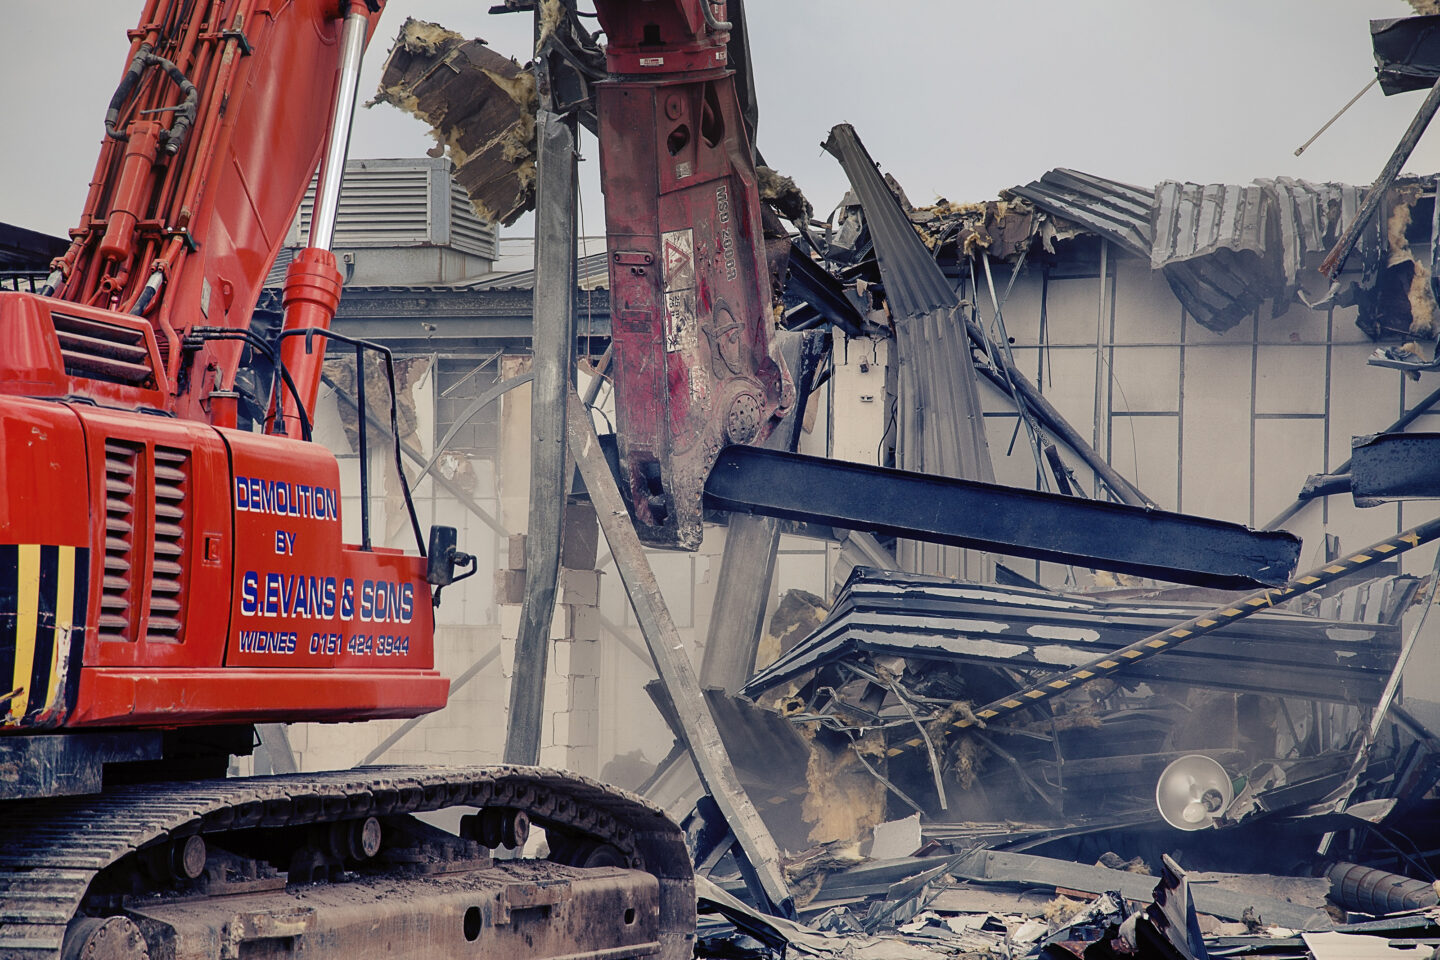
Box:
[449,189,499,260]
[148,447,189,644]
[52,313,154,386]
[296,168,431,245]
[100,441,142,642]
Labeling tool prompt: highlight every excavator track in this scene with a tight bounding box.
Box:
[0,765,694,960]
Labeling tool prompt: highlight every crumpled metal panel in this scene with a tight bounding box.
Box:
[822,124,959,320]
[1014,169,1370,332]
[1372,14,1440,95]
[1262,177,1363,295]
[1008,168,1153,257]
[1152,182,1269,266]
[741,566,1402,705]
[822,122,993,581]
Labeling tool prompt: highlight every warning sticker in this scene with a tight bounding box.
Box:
[661,228,696,353]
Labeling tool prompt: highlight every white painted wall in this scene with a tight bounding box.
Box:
[276,239,1440,783]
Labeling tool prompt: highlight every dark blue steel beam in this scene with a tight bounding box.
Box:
[702,445,1301,590]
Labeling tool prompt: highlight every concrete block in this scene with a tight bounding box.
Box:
[560,568,600,606]
[561,503,599,568]
[567,676,599,712]
[570,603,601,642]
[567,640,601,678]
[444,750,490,766]
[549,636,600,679]
[550,639,574,678]
[508,533,527,570]
[572,743,599,776]
[494,568,527,604]
[499,635,516,677]
[498,603,522,639]
[550,603,573,640]
[551,709,597,749]
[543,672,573,713]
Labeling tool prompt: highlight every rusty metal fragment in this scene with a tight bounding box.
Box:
[373,19,537,226]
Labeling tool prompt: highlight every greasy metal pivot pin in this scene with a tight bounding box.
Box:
[917,514,1440,747]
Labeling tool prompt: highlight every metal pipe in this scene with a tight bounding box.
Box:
[1326,862,1438,915]
[355,341,370,550]
[1295,76,1378,157]
[308,2,369,252]
[701,0,732,33]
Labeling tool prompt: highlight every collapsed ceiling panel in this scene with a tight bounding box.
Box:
[372,19,538,226]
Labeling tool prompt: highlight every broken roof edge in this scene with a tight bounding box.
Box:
[1005,168,1437,334]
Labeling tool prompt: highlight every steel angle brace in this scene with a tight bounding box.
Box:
[927,515,1440,747]
[703,445,1300,589]
[569,393,795,918]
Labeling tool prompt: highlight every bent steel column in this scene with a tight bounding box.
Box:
[504,110,578,765]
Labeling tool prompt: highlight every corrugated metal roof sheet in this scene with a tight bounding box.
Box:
[823,123,994,496]
[1152,181,1268,266]
[822,123,958,320]
[742,567,1402,705]
[1009,168,1153,257]
[1012,169,1383,333]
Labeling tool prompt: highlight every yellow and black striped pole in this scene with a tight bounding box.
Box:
[945,514,1440,736]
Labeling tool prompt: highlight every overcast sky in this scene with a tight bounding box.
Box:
[4,1,1438,242]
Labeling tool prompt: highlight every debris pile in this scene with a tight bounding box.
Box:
[650,561,1440,960]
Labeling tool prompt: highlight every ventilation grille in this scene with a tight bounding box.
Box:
[51,313,155,386]
[297,168,431,245]
[99,441,141,642]
[147,447,189,643]
[449,188,499,260]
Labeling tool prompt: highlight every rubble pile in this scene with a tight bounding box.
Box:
[655,565,1440,960]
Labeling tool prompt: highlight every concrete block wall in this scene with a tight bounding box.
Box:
[492,501,605,776]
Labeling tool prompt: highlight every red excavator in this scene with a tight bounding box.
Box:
[0,0,778,956]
